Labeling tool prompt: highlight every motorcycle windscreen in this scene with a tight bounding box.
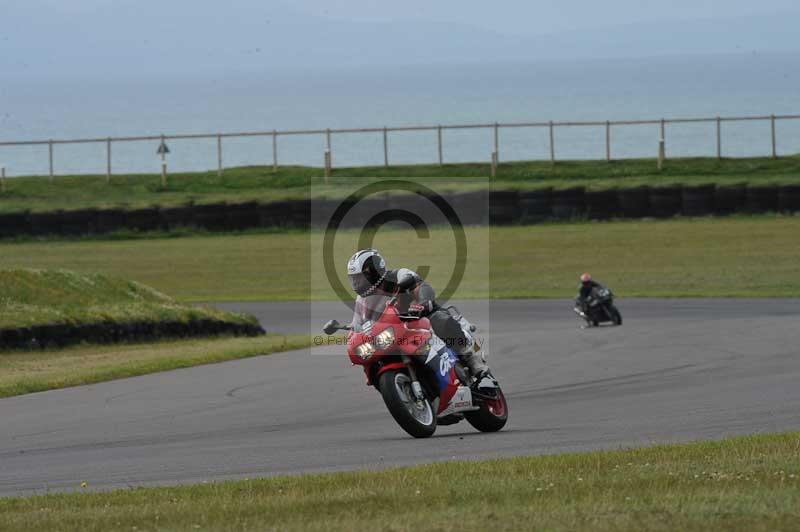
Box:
[351,294,392,332]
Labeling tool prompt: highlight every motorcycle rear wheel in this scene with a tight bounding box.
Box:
[465,387,508,432]
[378,370,436,438]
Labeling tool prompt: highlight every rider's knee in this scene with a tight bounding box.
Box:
[428,310,452,331]
[428,310,466,345]
[427,309,447,328]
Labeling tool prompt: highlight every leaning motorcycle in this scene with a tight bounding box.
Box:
[573,286,622,327]
[322,288,508,438]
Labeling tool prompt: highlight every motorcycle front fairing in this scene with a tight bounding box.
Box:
[346,300,432,378]
[346,301,471,416]
[583,287,616,323]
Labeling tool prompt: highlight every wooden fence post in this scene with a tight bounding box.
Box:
[771,114,777,159]
[217,133,223,177]
[494,122,499,163]
[605,121,611,162]
[326,128,332,169]
[48,140,54,182]
[437,125,443,166]
[106,138,112,183]
[383,127,389,167]
[272,130,278,173]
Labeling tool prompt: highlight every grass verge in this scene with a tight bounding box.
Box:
[1,432,798,531]
[0,216,798,300]
[0,156,798,213]
[0,334,310,398]
[0,269,258,330]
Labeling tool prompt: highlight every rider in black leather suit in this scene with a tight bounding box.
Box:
[347,249,489,377]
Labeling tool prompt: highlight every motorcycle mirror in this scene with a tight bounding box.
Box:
[396,271,417,292]
[322,319,341,335]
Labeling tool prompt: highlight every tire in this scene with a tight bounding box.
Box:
[551,187,585,220]
[585,188,619,220]
[489,191,520,225]
[682,185,715,217]
[519,188,553,223]
[648,186,682,218]
[617,187,650,218]
[465,387,508,433]
[587,308,599,327]
[378,370,436,438]
[608,304,623,326]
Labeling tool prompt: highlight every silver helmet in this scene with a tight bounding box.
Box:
[346,249,387,297]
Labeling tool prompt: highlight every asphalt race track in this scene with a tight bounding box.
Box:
[1,299,799,497]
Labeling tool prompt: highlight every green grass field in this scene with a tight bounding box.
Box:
[0,334,310,398]
[1,432,798,531]
[0,269,257,329]
[0,217,797,301]
[0,156,798,212]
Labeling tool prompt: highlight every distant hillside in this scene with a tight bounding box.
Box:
[534,14,800,59]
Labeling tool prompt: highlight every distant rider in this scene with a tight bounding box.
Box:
[575,273,604,314]
[346,249,490,379]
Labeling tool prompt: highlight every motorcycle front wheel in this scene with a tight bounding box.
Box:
[465,387,508,432]
[378,370,436,438]
[608,304,623,325]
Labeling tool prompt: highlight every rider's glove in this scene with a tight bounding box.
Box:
[408,300,434,317]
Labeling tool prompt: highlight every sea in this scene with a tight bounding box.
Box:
[2,52,799,177]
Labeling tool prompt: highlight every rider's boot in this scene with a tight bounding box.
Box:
[457,336,490,379]
[462,351,489,379]
[434,310,490,379]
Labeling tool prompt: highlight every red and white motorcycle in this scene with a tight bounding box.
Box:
[323,286,508,438]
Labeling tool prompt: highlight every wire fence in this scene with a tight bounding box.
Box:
[1,113,799,182]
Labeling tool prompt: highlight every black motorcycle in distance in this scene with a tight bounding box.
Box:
[574,286,623,327]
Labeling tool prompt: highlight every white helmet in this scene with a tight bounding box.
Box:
[347,249,387,297]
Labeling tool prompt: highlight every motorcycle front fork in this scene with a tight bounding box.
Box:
[401,354,426,401]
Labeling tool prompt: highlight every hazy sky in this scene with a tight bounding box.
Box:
[288,0,799,34]
[18,0,799,33]
[2,0,799,80]
[2,0,799,147]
